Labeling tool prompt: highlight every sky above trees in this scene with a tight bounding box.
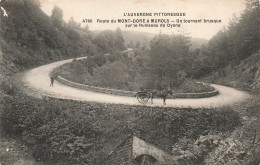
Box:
[40,0,245,40]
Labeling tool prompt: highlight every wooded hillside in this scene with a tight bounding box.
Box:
[0,0,125,76]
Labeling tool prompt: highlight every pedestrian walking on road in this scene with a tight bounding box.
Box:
[50,76,55,87]
[151,89,156,104]
[162,89,167,105]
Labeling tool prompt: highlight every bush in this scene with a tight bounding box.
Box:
[1,95,100,164]
[246,146,260,165]
[136,106,241,152]
[1,94,241,164]
[56,61,215,94]
[176,79,215,93]
[1,79,17,95]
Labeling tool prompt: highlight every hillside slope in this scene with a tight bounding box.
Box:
[0,0,126,78]
[253,51,260,91]
[204,49,260,93]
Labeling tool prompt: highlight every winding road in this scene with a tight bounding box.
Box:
[22,57,250,108]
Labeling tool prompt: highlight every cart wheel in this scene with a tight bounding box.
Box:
[137,92,150,104]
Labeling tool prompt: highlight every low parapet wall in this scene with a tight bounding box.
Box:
[56,76,136,97]
[171,89,219,99]
[56,76,219,99]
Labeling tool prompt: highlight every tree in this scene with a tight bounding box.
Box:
[149,34,191,88]
[115,28,126,50]
[51,6,63,29]
[67,17,81,29]
[189,0,260,78]
[91,61,131,90]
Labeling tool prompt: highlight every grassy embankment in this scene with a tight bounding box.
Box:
[1,81,241,164]
[55,58,215,94]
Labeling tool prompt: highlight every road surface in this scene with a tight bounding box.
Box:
[22,57,250,108]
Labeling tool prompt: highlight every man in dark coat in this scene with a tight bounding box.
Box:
[50,76,55,87]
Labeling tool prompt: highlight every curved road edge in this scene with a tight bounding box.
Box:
[20,57,251,108]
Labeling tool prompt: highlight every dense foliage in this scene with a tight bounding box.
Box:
[0,0,125,74]
[93,28,126,53]
[51,0,259,93]
[56,39,215,93]
[148,35,191,89]
[0,0,258,164]
[56,33,197,91]
[1,94,241,164]
[189,0,260,78]
[56,49,151,91]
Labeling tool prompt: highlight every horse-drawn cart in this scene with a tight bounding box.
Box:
[136,89,171,105]
[136,91,152,104]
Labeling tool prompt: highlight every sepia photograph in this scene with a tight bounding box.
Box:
[0,0,259,164]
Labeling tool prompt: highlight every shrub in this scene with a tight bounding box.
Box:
[1,95,100,164]
[1,94,241,164]
[0,79,18,95]
[176,79,215,93]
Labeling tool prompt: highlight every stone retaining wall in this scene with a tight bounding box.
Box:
[171,89,219,98]
[56,76,219,99]
[104,136,173,165]
[132,136,172,164]
[105,136,133,165]
[56,76,136,97]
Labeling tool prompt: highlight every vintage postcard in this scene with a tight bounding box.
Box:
[0,0,259,164]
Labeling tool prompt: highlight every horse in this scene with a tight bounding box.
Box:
[150,89,172,105]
